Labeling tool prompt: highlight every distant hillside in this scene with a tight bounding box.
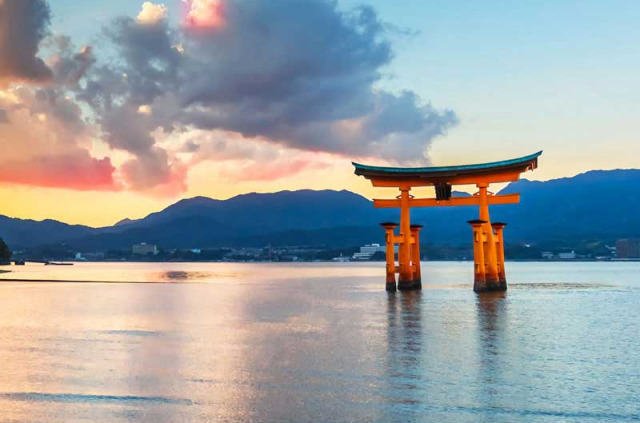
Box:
[495,169,640,241]
[119,190,380,232]
[66,190,395,250]
[0,169,638,250]
[0,216,94,248]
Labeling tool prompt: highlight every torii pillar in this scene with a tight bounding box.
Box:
[380,222,398,292]
[476,183,501,290]
[397,189,421,291]
[492,222,507,290]
[468,220,487,291]
[410,225,423,288]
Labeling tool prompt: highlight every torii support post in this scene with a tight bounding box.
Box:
[477,183,501,288]
[380,222,398,292]
[398,188,414,288]
[468,220,487,292]
[398,188,421,291]
[492,222,507,290]
[410,225,423,288]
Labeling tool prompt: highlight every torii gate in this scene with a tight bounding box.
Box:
[353,151,542,293]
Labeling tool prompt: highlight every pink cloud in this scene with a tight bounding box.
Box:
[0,154,118,191]
[183,0,225,30]
[0,86,121,191]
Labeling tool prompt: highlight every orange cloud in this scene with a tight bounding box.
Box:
[137,2,168,25]
[184,0,225,30]
[0,154,117,191]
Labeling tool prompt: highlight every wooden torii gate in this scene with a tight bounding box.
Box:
[353,151,542,293]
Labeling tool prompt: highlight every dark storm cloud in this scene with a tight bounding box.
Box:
[0,0,53,86]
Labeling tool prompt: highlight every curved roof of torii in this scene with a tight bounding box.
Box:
[353,151,542,184]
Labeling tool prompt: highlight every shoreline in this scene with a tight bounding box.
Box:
[8,259,639,264]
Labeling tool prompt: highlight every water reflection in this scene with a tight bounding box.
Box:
[155,270,213,282]
[127,285,184,423]
[386,291,424,412]
[475,292,508,415]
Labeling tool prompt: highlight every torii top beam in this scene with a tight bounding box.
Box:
[353,151,542,188]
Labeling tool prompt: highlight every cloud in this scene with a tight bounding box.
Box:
[87,0,457,168]
[184,0,224,30]
[177,0,457,163]
[120,147,186,195]
[137,2,168,25]
[0,0,53,86]
[0,3,114,191]
[76,8,184,192]
[0,0,458,194]
[184,130,332,181]
[0,153,116,190]
[0,87,117,190]
[0,1,178,193]
[47,35,95,88]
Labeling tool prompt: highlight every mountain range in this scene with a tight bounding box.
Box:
[1,169,638,251]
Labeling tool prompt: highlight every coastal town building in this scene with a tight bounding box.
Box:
[558,251,577,260]
[132,243,159,256]
[616,239,640,259]
[331,255,350,262]
[352,243,397,261]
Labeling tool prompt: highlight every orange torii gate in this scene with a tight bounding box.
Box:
[353,152,542,293]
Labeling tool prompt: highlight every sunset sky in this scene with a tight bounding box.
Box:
[1,0,638,227]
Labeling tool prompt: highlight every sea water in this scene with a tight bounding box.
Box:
[0,261,638,422]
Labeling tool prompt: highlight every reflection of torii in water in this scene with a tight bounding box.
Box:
[353,151,542,293]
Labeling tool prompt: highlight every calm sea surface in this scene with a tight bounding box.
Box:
[0,261,639,422]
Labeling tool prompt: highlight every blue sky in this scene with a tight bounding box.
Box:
[0,0,636,225]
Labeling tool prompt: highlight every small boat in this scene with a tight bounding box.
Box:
[45,262,74,266]
[14,260,25,266]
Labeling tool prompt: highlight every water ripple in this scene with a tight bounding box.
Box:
[411,403,640,421]
[1,392,192,405]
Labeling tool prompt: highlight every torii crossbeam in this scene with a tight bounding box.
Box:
[353,151,542,293]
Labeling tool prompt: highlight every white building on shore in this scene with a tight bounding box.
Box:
[132,243,159,256]
[352,243,397,260]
